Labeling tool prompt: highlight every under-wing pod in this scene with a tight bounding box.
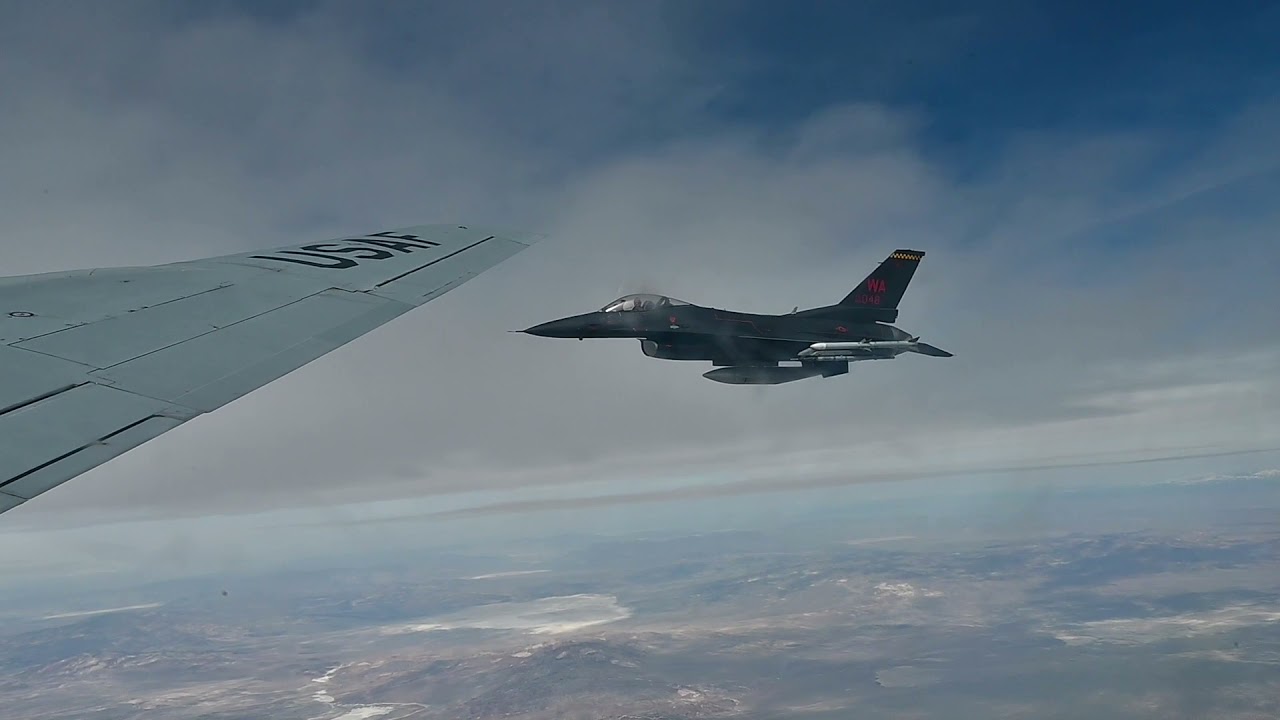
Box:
[703,364,849,385]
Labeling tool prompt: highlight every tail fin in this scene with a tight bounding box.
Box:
[839,249,924,310]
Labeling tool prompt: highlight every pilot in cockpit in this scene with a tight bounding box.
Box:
[601,293,688,313]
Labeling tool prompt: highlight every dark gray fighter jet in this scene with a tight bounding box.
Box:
[523,249,951,384]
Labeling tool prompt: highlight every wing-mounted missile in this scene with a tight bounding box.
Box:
[796,337,952,361]
[911,342,953,357]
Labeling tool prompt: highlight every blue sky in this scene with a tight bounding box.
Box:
[0,0,1277,537]
[144,1,1280,176]
[696,2,1278,135]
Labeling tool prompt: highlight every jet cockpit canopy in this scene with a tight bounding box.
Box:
[600,293,690,313]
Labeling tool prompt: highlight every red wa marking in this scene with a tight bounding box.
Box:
[867,278,888,293]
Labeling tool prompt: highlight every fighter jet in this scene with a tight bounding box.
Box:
[523,249,950,384]
[0,224,540,517]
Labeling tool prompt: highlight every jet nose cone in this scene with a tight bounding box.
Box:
[523,318,581,338]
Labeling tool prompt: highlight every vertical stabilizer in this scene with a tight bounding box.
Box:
[839,249,924,310]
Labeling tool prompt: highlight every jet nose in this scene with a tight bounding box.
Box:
[523,318,585,338]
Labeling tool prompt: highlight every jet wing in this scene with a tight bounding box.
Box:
[0,224,540,517]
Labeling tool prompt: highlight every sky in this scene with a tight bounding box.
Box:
[0,0,1278,554]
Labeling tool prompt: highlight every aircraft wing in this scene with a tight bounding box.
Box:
[0,224,540,517]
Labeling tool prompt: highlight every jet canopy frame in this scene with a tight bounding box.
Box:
[600,293,690,313]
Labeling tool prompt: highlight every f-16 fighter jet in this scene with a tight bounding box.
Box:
[523,249,950,385]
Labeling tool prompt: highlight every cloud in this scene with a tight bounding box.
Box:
[290,446,1280,526]
[1,2,1278,526]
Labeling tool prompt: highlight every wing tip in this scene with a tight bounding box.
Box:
[453,225,547,247]
[509,231,548,247]
[394,224,547,247]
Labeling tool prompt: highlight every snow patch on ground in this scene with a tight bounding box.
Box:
[332,707,395,720]
[383,594,632,636]
[874,582,943,599]
[1054,605,1280,645]
[42,603,162,620]
[467,569,550,579]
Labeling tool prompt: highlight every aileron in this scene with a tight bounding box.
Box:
[2,414,186,507]
[0,345,93,413]
[0,383,175,499]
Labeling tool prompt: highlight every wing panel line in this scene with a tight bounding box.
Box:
[4,282,236,347]
[86,288,333,371]
[374,235,495,288]
[0,382,82,418]
[0,414,162,492]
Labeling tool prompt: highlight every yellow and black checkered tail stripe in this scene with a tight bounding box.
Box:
[839,248,926,309]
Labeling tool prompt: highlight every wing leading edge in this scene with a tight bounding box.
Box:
[0,224,541,517]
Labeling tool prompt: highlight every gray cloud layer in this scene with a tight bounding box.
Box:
[1,2,1278,526]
